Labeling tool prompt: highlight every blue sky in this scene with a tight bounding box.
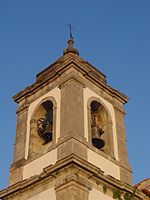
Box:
[0,0,150,189]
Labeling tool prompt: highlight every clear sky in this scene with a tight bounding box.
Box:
[0,0,150,190]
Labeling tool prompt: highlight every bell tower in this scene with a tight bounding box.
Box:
[1,36,148,200]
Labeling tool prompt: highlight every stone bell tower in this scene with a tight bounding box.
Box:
[0,35,148,200]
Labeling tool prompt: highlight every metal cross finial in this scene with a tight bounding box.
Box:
[68,24,73,39]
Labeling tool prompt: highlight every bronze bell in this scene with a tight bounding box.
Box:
[37,118,53,145]
[42,131,52,144]
[91,126,105,149]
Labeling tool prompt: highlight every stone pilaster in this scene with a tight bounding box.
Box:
[60,78,84,137]
[10,106,28,185]
[114,103,132,184]
[57,78,87,161]
[55,164,89,200]
[13,107,28,162]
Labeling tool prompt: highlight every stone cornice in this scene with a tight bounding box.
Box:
[0,155,147,199]
[13,56,128,105]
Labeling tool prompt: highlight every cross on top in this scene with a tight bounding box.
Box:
[68,24,73,39]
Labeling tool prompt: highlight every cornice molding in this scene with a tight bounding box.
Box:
[13,56,128,105]
[0,155,146,199]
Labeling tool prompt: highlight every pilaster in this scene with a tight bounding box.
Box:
[13,107,28,163]
[60,78,84,137]
[113,103,132,184]
[10,106,29,185]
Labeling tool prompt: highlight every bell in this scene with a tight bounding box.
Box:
[42,131,52,145]
[92,126,105,149]
[37,118,53,145]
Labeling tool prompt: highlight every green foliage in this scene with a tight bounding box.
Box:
[124,193,132,200]
[103,184,108,194]
[113,189,122,200]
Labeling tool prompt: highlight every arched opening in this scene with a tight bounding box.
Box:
[91,101,106,150]
[36,101,53,144]
[88,98,114,156]
[29,99,56,158]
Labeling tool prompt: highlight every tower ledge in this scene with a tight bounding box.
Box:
[0,155,147,200]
